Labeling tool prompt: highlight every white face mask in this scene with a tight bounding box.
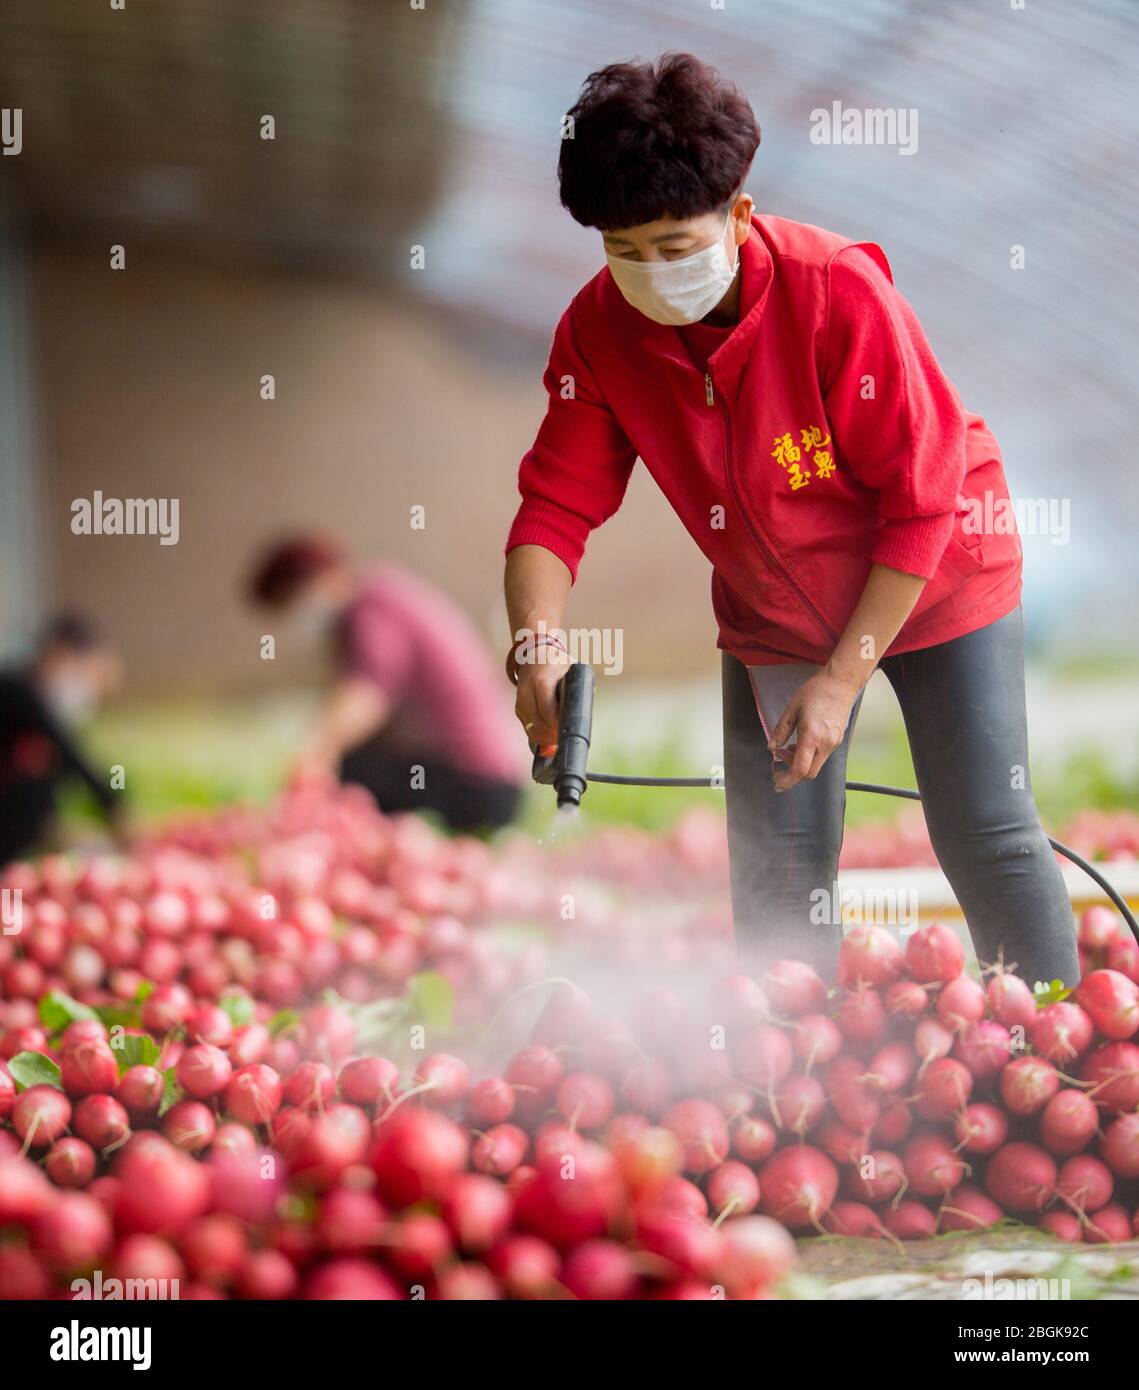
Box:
[45,677,96,724]
[606,209,740,326]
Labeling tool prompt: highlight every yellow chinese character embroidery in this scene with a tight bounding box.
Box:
[812,450,835,479]
[800,425,832,450]
[771,432,801,467]
[787,463,811,491]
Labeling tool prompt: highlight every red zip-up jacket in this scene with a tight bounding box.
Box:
[506,215,1022,666]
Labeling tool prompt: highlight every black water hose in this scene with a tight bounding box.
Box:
[583,770,1139,944]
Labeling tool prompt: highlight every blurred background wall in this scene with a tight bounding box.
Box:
[0,0,1135,718]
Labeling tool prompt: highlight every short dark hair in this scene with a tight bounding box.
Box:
[39,613,105,653]
[558,53,760,231]
[247,534,344,607]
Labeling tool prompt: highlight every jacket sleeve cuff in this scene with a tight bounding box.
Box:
[505,498,588,583]
[871,511,955,579]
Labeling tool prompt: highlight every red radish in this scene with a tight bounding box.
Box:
[791,1013,843,1071]
[386,1211,453,1280]
[237,1248,298,1300]
[1056,1155,1113,1215]
[434,1262,502,1301]
[905,922,965,984]
[60,1018,107,1049]
[486,1235,560,1298]
[938,1185,1003,1232]
[636,1206,723,1280]
[987,972,1036,1030]
[163,1100,217,1153]
[707,1160,760,1217]
[842,1150,905,1205]
[953,1102,1009,1155]
[884,1200,938,1240]
[610,1125,681,1195]
[638,1174,706,1219]
[823,1201,884,1237]
[0,1061,15,1121]
[414,1053,471,1104]
[1040,1089,1098,1156]
[371,1107,469,1205]
[562,1239,638,1299]
[112,1234,185,1286]
[284,1061,337,1112]
[531,981,593,1046]
[1039,1209,1082,1242]
[768,1074,826,1137]
[182,1212,248,1285]
[118,1065,165,1117]
[984,1142,1057,1213]
[186,1004,234,1049]
[757,1145,838,1231]
[441,1173,513,1252]
[176,1043,232,1100]
[289,1105,371,1191]
[836,986,888,1049]
[504,1046,563,1119]
[763,959,826,1016]
[581,1018,638,1078]
[472,1123,529,1177]
[224,1064,283,1126]
[817,1116,871,1166]
[305,1258,402,1300]
[662,1099,729,1175]
[732,1115,777,1165]
[999,1054,1061,1116]
[1074,970,1139,1040]
[211,1122,259,1158]
[718,1214,797,1294]
[863,1041,917,1094]
[339,1056,399,1109]
[1083,1203,1131,1244]
[914,1057,973,1123]
[1080,1042,1139,1113]
[935,976,986,1033]
[902,1133,967,1197]
[556,1072,615,1131]
[714,1083,754,1119]
[513,1140,621,1251]
[1100,1113,1139,1177]
[32,1190,112,1269]
[885,980,928,1021]
[59,1039,118,1097]
[228,1023,271,1068]
[825,1054,881,1131]
[45,1137,96,1188]
[465,1077,515,1127]
[73,1094,130,1151]
[838,924,904,988]
[1106,934,1139,984]
[1030,1002,1094,1063]
[13,1085,72,1148]
[953,1021,1013,1080]
[873,1100,913,1147]
[913,1017,954,1066]
[141,982,193,1034]
[1079,906,1120,953]
[733,1025,793,1089]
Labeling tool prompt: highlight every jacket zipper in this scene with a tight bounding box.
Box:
[704,370,839,645]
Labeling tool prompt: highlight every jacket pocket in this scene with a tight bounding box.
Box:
[937,534,986,580]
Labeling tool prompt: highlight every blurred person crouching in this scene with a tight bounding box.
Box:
[0,615,125,864]
[248,536,525,833]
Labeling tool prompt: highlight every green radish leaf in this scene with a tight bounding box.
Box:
[133,980,156,1003]
[158,1068,182,1117]
[267,1009,301,1038]
[405,970,454,1035]
[220,993,255,1028]
[95,1002,142,1031]
[1033,979,1073,1006]
[7,1051,63,1092]
[38,990,99,1033]
[114,1033,161,1073]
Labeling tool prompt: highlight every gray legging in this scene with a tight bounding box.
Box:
[722,606,1079,985]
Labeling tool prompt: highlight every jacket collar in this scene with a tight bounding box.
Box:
[600,221,775,399]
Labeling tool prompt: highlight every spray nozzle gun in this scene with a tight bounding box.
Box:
[530,662,595,809]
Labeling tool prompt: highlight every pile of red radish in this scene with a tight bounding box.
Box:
[1,785,1138,1299]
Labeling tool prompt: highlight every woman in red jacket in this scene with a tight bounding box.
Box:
[504,53,1078,986]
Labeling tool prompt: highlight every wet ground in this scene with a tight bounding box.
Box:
[796,1229,1139,1300]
